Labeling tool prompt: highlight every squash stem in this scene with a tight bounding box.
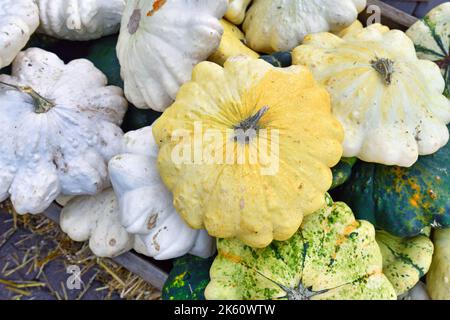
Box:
[253,268,323,300]
[234,106,269,131]
[371,57,394,85]
[233,106,269,144]
[0,81,54,113]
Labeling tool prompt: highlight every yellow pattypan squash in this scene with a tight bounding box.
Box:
[333,20,362,37]
[225,0,252,25]
[333,20,389,38]
[209,19,259,66]
[292,24,450,167]
[153,56,344,248]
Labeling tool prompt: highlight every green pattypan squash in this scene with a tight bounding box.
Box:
[205,196,396,300]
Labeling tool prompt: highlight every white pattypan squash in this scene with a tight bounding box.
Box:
[55,195,75,207]
[116,0,228,111]
[225,0,252,25]
[109,126,216,260]
[242,0,366,53]
[0,48,127,215]
[292,24,450,167]
[36,0,126,40]
[60,189,134,257]
[0,0,39,69]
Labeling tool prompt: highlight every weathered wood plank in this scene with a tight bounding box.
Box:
[113,253,168,291]
[362,0,419,29]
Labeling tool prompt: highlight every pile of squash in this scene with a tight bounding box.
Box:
[0,0,449,300]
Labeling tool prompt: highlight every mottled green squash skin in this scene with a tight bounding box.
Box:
[85,35,123,88]
[330,157,357,190]
[162,255,214,300]
[121,106,161,133]
[338,131,450,237]
[259,51,292,67]
[205,195,396,300]
[376,230,433,296]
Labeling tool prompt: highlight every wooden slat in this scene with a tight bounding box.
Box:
[113,254,168,291]
[43,203,169,291]
[362,0,419,29]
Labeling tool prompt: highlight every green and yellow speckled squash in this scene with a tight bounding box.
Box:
[338,127,450,237]
[376,230,433,296]
[162,255,214,300]
[204,195,396,300]
[406,3,450,98]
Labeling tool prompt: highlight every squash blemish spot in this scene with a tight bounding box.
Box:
[127,9,141,35]
[409,197,419,208]
[428,189,437,200]
[147,214,158,229]
[239,198,245,210]
[147,0,167,17]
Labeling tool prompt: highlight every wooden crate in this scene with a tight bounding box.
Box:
[41,1,428,292]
